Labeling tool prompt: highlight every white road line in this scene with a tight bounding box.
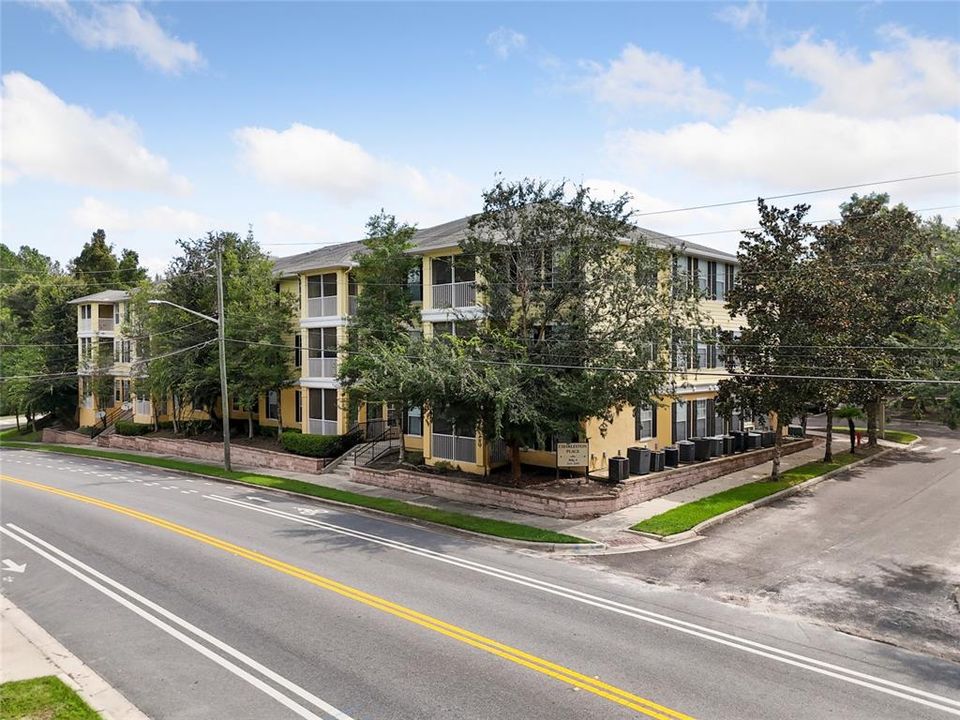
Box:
[952,448,960,455]
[912,445,928,451]
[1,524,354,720]
[930,447,947,453]
[205,493,960,716]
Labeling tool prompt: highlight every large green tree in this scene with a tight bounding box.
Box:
[133,230,295,437]
[70,229,147,293]
[718,201,819,479]
[443,178,701,481]
[339,211,421,458]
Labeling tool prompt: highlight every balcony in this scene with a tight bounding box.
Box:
[82,395,94,410]
[79,318,92,332]
[308,419,338,436]
[348,295,358,316]
[98,318,115,332]
[432,281,476,309]
[432,433,477,463]
[135,398,152,416]
[307,357,337,378]
[306,296,338,318]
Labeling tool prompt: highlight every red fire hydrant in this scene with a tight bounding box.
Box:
[855,431,862,447]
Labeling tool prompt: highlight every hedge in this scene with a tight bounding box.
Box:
[115,420,152,436]
[281,431,345,458]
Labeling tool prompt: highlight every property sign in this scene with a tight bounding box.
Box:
[556,442,589,467]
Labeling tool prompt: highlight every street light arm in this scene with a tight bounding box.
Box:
[147,299,218,325]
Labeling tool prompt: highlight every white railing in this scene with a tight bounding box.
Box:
[98,318,115,332]
[308,419,338,436]
[432,281,476,309]
[82,395,94,410]
[135,398,152,416]
[432,433,476,463]
[308,357,337,378]
[306,296,338,318]
[348,296,358,316]
[79,318,92,332]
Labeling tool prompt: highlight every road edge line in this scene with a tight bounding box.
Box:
[1,595,151,720]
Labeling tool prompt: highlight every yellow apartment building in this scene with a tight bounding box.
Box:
[73,216,748,475]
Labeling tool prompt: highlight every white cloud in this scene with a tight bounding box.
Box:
[609,107,959,191]
[259,211,327,246]
[34,0,203,74]
[233,122,472,213]
[487,27,527,59]
[772,26,960,117]
[716,1,768,31]
[234,124,383,201]
[1,72,191,194]
[71,196,209,235]
[580,44,730,117]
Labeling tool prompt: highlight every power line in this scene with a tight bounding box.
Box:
[630,171,960,218]
[222,337,960,386]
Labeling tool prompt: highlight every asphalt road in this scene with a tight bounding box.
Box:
[1,448,958,719]
[579,424,960,663]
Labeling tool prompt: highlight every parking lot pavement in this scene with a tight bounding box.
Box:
[574,425,960,662]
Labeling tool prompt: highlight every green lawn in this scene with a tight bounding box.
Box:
[0,442,586,545]
[830,426,918,444]
[0,427,41,442]
[632,451,865,537]
[0,676,100,720]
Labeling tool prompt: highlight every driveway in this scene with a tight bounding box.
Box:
[574,424,960,661]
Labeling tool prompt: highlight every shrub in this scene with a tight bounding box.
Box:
[115,421,152,436]
[76,426,98,437]
[281,431,345,458]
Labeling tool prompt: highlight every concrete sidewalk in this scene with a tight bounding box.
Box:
[1,597,149,719]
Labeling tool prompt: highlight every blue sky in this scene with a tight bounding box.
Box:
[3,1,958,274]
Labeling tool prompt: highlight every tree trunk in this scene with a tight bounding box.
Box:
[247,412,254,439]
[800,411,807,437]
[865,400,879,447]
[823,406,834,463]
[847,417,856,453]
[509,439,521,484]
[771,415,783,480]
[15,410,20,432]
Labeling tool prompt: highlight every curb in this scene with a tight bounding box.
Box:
[0,443,600,554]
[639,439,918,544]
[1,597,150,720]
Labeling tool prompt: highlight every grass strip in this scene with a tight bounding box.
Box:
[0,427,41,442]
[632,451,866,536]
[0,676,100,720]
[829,426,918,444]
[0,441,586,544]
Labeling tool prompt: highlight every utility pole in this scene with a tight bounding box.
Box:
[215,243,232,471]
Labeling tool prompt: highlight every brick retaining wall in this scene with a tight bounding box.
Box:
[94,434,325,473]
[40,428,96,445]
[352,438,815,519]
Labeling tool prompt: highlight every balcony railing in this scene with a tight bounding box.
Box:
[432,281,476,309]
[82,395,94,410]
[348,296,358,316]
[306,296,338,318]
[135,398,152,416]
[432,433,476,463]
[487,438,508,464]
[308,418,338,436]
[308,357,337,378]
[98,318,115,332]
[79,318,92,332]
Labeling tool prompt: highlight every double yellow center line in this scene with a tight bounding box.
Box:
[2,474,693,720]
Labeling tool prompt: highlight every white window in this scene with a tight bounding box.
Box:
[695,399,708,437]
[674,400,688,442]
[266,390,279,420]
[406,406,423,436]
[636,405,655,440]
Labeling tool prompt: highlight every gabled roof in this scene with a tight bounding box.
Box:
[68,289,131,304]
